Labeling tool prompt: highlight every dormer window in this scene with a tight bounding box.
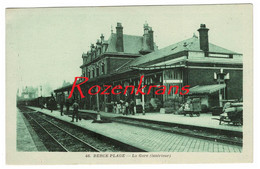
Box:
[98,48,101,55]
[93,51,96,59]
[96,66,99,77]
[205,52,233,58]
[88,71,91,78]
[90,53,93,61]
[101,63,105,74]
[92,69,95,78]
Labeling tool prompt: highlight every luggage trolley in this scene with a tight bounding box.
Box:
[183,98,201,117]
[219,102,243,125]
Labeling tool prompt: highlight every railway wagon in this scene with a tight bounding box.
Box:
[17,98,37,107]
[17,96,57,110]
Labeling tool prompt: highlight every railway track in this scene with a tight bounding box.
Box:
[21,107,242,152]
[24,112,101,152]
[20,107,146,152]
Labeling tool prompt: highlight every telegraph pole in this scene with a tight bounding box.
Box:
[141,73,145,115]
[96,86,101,121]
[40,85,42,97]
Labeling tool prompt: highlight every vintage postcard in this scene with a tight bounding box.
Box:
[6,4,253,164]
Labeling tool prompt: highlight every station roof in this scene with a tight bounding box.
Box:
[54,83,73,93]
[106,33,144,55]
[113,35,241,73]
[130,36,240,67]
[55,34,241,93]
[188,84,226,95]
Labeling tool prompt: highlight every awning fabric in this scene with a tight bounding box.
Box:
[188,84,226,95]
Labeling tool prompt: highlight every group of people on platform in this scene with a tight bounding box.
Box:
[44,93,139,124]
[113,99,136,115]
[59,99,80,123]
[43,94,80,123]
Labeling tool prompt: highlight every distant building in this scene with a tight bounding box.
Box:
[62,80,71,87]
[18,86,38,99]
[54,23,242,112]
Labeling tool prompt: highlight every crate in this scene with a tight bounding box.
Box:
[211,107,223,116]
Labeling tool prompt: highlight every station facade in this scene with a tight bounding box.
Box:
[54,23,243,113]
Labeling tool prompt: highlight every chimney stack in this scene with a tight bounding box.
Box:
[140,23,154,54]
[100,34,104,42]
[116,22,124,52]
[148,27,154,50]
[90,44,95,51]
[197,24,209,51]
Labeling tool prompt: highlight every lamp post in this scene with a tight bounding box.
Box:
[214,68,230,107]
[141,73,145,115]
[40,85,42,97]
[96,82,102,121]
[130,66,146,115]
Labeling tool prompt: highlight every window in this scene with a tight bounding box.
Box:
[174,71,177,79]
[92,69,95,78]
[205,52,233,58]
[96,67,99,77]
[85,68,87,75]
[102,63,105,74]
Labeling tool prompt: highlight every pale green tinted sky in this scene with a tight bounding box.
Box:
[6,5,251,91]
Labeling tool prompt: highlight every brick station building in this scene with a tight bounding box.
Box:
[54,23,243,113]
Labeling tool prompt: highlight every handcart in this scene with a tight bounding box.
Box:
[183,98,201,117]
[219,102,243,125]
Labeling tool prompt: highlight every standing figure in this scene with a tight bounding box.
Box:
[119,100,124,115]
[71,100,79,122]
[129,99,135,115]
[122,102,126,115]
[117,102,121,114]
[65,99,70,113]
[125,100,129,115]
[112,101,117,113]
[60,102,64,116]
[39,97,44,109]
[60,93,65,116]
[49,96,55,113]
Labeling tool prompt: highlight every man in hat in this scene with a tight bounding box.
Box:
[129,99,135,115]
[49,94,55,113]
[65,99,70,113]
[60,93,65,116]
[71,99,79,122]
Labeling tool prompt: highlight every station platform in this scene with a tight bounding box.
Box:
[16,108,38,151]
[27,106,241,152]
[78,109,242,132]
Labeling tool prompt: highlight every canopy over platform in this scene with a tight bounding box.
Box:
[188,84,226,95]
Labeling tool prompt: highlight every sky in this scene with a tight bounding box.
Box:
[6,4,252,94]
